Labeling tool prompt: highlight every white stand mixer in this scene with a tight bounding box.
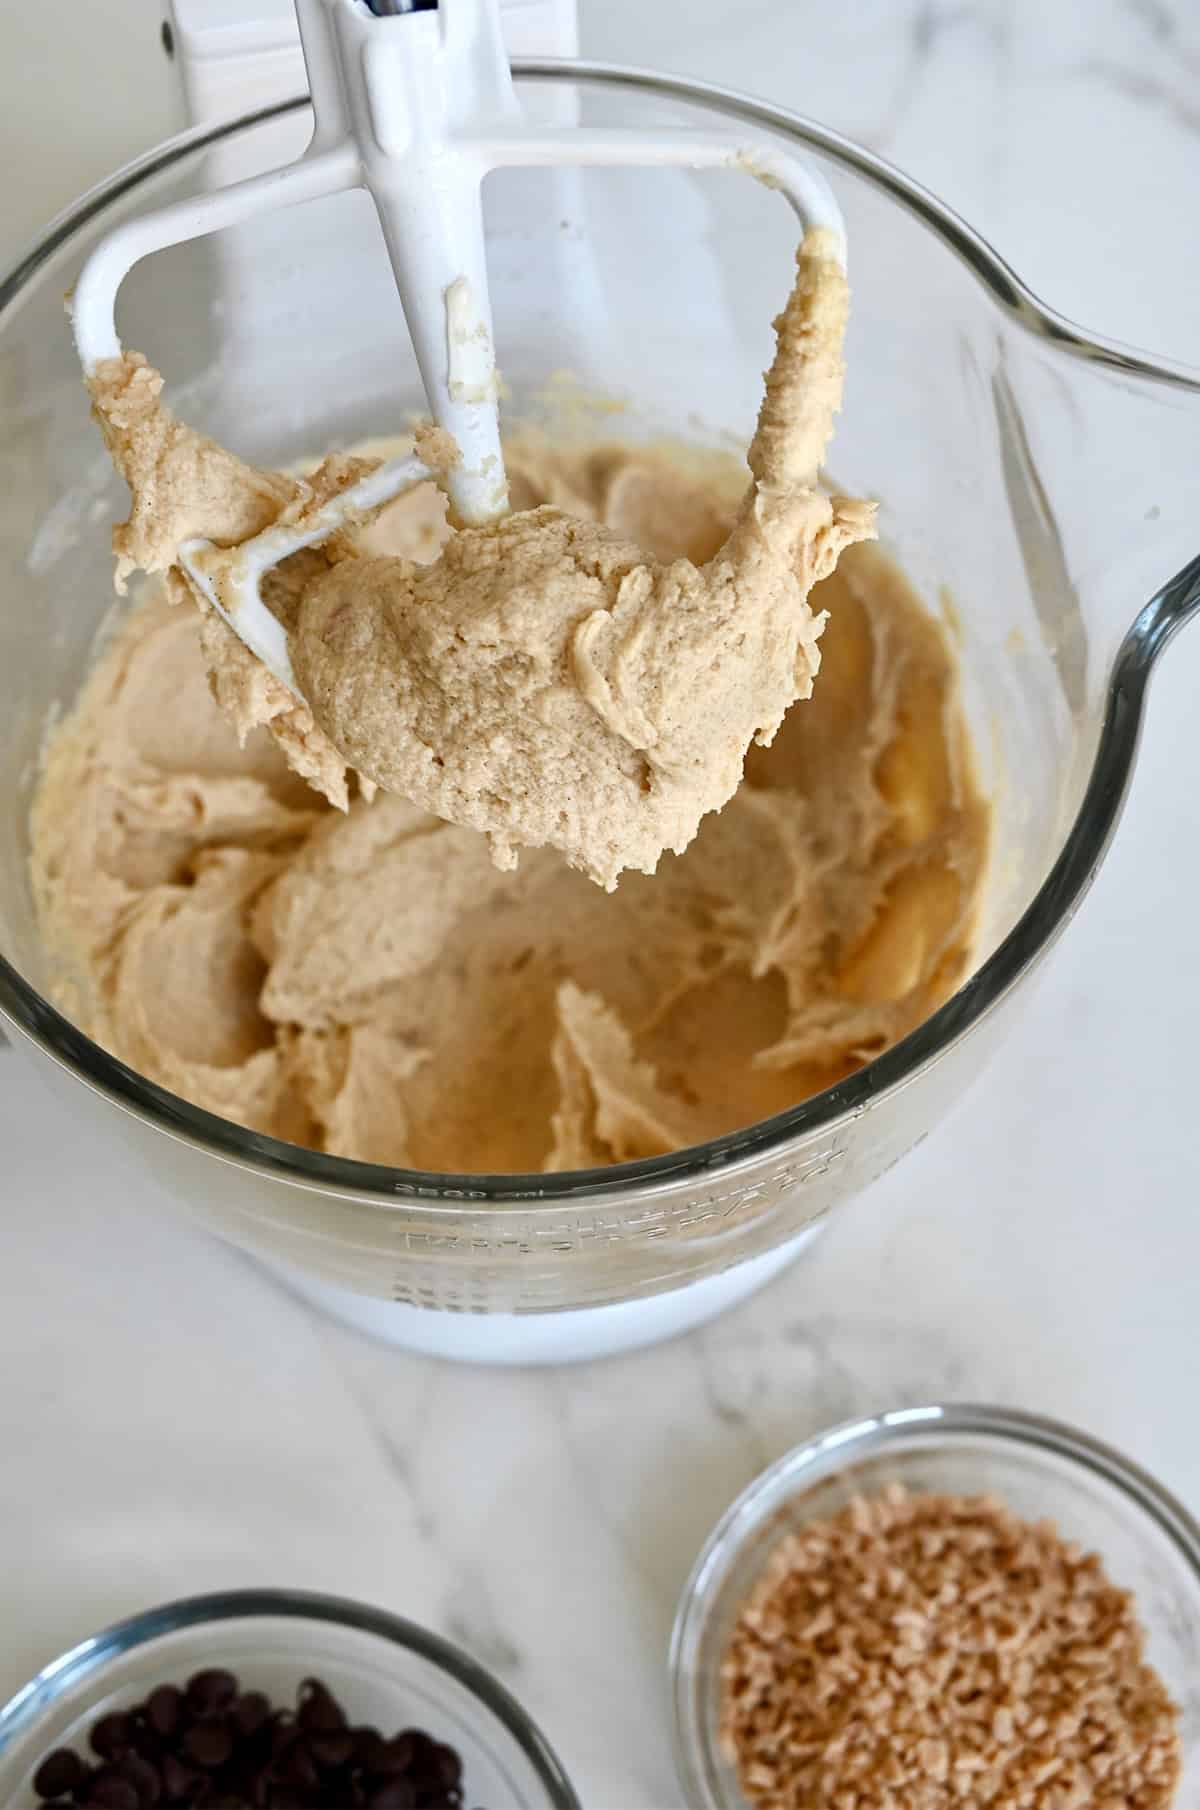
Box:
[64,0,842,1361]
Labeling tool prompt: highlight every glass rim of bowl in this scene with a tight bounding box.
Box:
[668,1399,1200,1808]
[2,65,1200,1208]
[0,1586,581,1810]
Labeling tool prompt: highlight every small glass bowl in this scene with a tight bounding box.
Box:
[670,1402,1200,1809]
[0,1589,580,1810]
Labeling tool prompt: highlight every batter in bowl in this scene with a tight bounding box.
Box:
[29,229,989,1172]
[30,448,987,1173]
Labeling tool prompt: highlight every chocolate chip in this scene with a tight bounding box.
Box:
[90,1716,134,1761]
[353,1730,389,1774]
[308,1730,355,1770]
[367,1782,415,1810]
[243,1770,271,1809]
[279,1740,319,1792]
[181,1722,233,1771]
[431,1747,462,1789]
[268,1716,296,1762]
[117,1751,163,1809]
[126,1722,164,1764]
[297,1680,345,1733]
[368,1735,414,1778]
[89,1770,141,1810]
[34,1752,86,1799]
[158,1754,198,1805]
[229,1694,270,1740]
[146,1688,184,1740]
[184,1672,238,1718]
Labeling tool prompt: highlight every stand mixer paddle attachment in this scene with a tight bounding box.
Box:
[71,0,860,886]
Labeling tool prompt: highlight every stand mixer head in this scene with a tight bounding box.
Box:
[69,0,846,701]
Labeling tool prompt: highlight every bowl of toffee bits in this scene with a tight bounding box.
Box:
[0,1590,579,1810]
[670,1404,1200,1810]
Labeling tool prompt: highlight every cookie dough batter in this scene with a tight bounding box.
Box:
[31,437,988,1172]
[84,230,873,888]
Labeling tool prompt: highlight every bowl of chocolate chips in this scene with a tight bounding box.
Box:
[0,1590,578,1810]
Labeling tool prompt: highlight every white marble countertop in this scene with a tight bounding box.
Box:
[2,3,1199,1805]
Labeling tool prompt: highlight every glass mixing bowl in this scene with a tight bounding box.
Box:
[0,1588,580,1810]
[1,65,1198,1356]
[670,1404,1200,1807]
